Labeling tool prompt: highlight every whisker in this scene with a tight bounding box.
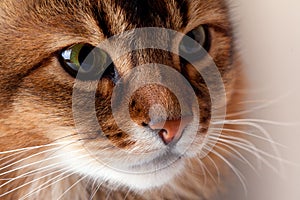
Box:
[8,145,117,199]
[0,139,95,173]
[213,120,284,173]
[196,157,217,185]
[105,186,113,200]
[0,152,28,169]
[205,154,221,183]
[0,142,70,155]
[0,165,70,198]
[0,160,64,183]
[18,173,72,200]
[0,141,84,181]
[209,141,258,173]
[123,187,132,200]
[194,158,208,185]
[0,149,87,183]
[217,90,294,118]
[17,156,92,200]
[209,137,282,175]
[89,180,104,200]
[0,145,71,175]
[1,142,113,183]
[56,174,89,200]
[207,148,248,196]
[0,140,82,172]
[0,151,86,188]
[0,138,104,180]
[53,130,104,143]
[216,119,299,126]
[208,141,248,164]
[209,133,263,168]
[210,127,287,148]
[211,133,260,150]
[88,176,98,200]
[238,99,271,104]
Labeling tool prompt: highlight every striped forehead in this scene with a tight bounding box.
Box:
[91,0,188,37]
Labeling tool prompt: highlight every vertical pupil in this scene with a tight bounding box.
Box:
[78,46,94,72]
[187,31,196,41]
[78,46,92,64]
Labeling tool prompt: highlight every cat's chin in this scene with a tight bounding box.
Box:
[104,157,186,190]
[100,157,185,190]
[58,147,186,191]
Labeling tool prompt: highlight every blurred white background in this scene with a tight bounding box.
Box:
[230,0,300,199]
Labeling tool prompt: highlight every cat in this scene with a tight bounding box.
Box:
[0,0,247,199]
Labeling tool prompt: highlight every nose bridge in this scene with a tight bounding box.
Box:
[108,45,175,81]
[132,48,174,68]
[124,28,175,68]
[129,84,182,125]
[107,28,177,78]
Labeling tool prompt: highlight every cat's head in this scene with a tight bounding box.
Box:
[0,0,239,191]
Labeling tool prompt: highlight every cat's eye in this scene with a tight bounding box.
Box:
[179,25,210,62]
[60,43,111,80]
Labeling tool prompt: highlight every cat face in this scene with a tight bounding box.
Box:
[0,0,239,194]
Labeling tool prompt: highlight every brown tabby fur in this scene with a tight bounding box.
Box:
[0,0,245,199]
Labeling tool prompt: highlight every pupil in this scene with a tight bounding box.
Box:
[78,46,92,64]
[78,46,94,72]
[187,31,196,41]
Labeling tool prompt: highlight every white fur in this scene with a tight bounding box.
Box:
[50,126,203,191]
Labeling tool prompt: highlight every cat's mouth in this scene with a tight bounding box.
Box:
[85,117,204,173]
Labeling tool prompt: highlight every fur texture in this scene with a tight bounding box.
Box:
[0,0,245,199]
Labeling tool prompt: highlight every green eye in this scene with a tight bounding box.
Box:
[60,43,111,80]
[179,25,210,62]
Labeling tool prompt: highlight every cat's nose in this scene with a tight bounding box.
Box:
[148,116,193,145]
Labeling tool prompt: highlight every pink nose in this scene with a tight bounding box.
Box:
[149,116,193,145]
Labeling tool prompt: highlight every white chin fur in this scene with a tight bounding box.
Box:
[55,147,185,191]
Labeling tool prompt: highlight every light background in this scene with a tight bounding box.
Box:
[230,0,300,199]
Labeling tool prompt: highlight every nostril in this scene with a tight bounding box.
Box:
[158,129,174,145]
[149,116,193,145]
[141,122,148,127]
